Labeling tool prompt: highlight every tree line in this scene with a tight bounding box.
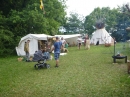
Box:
[64,5,130,42]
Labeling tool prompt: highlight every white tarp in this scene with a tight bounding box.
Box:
[90,28,113,45]
[55,34,81,45]
[16,34,52,56]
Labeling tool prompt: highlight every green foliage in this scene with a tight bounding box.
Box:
[84,15,95,35]
[0,12,15,56]
[0,0,66,56]
[84,7,120,35]
[64,13,84,34]
[113,5,130,42]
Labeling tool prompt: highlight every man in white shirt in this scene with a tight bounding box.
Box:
[61,37,66,47]
[77,36,82,49]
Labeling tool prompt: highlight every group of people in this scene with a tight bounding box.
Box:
[77,35,90,50]
[24,37,68,67]
[25,35,118,67]
[51,36,90,67]
[24,36,89,67]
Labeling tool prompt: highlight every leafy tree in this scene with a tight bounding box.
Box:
[0,0,30,16]
[0,12,14,56]
[113,4,130,42]
[0,0,66,56]
[64,13,84,34]
[84,7,120,36]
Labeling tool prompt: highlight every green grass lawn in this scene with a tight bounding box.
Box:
[0,43,130,97]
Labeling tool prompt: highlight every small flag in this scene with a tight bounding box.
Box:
[40,0,44,10]
[40,0,45,14]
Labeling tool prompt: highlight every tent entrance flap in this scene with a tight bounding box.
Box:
[38,38,54,51]
[38,40,47,50]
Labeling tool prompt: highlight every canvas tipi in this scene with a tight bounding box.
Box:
[90,28,113,45]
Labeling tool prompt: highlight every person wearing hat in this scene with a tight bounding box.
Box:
[51,37,63,67]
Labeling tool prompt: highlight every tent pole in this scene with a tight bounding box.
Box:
[114,39,115,56]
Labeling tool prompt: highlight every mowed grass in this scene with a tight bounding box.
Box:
[0,43,130,97]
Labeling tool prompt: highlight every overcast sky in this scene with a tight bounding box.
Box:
[66,0,129,17]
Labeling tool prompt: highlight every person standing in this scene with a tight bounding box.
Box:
[24,40,30,62]
[85,35,90,50]
[63,41,69,52]
[61,37,66,47]
[52,37,62,67]
[77,36,82,49]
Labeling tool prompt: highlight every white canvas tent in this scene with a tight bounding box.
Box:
[55,34,81,45]
[90,28,113,45]
[16,34,53,56]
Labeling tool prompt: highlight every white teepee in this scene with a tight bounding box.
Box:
[90,28,113,45]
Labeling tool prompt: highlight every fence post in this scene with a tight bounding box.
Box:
[127,60,130,74]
